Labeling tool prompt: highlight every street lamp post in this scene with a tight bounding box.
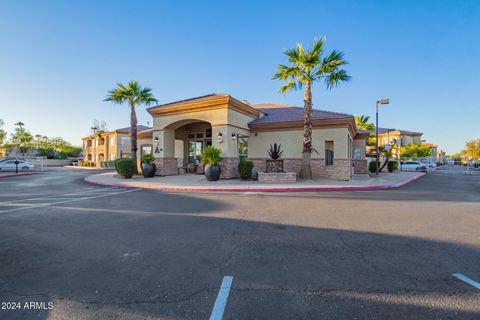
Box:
[376,98,390,175]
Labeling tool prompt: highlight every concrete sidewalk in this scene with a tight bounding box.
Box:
[85,171,426,193]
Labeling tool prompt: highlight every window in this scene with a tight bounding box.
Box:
[325,141,334,166]
[238,135,248,161]
[110,154,116,161]
[110,137,116,145]
[120,136,130,145]
[205,128,212,138]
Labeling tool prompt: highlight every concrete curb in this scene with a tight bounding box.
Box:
[0,172,38,179]
[84,172,426,193]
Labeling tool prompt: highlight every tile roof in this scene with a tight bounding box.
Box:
[249,104,353,125]
[377,127,422,135]
[147,94,229,111]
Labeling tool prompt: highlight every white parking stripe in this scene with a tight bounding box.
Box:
[452,273,480,290]
[0,186,121,205]
[0,188,140,215]
[209,276,234,320]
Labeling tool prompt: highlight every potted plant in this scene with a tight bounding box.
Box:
[201,146,222,181]
[141,154,156,178]
[266,143,284,173]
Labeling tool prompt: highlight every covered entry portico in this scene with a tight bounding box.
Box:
[147,94,262,178]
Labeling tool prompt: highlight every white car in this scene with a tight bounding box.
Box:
[400,161,427,171]
[422,162,437,169]
[0,160,35,171]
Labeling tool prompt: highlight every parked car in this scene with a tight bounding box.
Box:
[400,161,427,171]
[422,162,437,169]
[0,160,35,171]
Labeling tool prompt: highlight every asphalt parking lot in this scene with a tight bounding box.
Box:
[0,168,479,319]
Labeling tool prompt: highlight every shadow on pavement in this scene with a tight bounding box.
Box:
[1,201,479,319]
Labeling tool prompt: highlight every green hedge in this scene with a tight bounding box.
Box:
[115,158,135,178]
[387,160,399,172]
[79,161,95,167]
[102,160,115,168]
[368,161,378,173]
[238,160,253,180]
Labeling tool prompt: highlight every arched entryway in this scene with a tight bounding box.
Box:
[165,120,212,174]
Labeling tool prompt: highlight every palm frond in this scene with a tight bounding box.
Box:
[325,69,351,89]
[279,80,298,94]
[274,37,350,93]
[104,81,158,106]
[284,46,301,64]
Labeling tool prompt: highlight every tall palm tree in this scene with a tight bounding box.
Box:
[274,37,350,179]
[104,81,158,173]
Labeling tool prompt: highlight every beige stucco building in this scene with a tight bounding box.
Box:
[145,94,369,180]
[81,125,153,167]
[376,128,423,159]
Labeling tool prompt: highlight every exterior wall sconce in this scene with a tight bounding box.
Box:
[232,133,236,140]
[154,136,159,144]
[217,132,223,143]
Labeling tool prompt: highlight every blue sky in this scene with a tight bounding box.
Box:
[0,0,478,154]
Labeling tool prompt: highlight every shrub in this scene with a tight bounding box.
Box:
[369,160,379,173]
[141,153,155,164]
[80,161,95,167]
[115,158,135,178]
[201,146,222,165]
[387,160,399,172]
[238,160,253,180]
[114,158,121,172]
[267,143,283,160]
[103,160,115,168]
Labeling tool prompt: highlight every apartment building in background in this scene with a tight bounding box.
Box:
[82,125,152,167]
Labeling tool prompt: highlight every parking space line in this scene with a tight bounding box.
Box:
[209,276,233,320]
[0,186,121,205]
[0,188,141,215]
[452,273,480,289]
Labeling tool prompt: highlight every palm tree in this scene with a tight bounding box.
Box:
[14,121,25,131]
[104,81,158,172]
[274,37,350,179]
[354,115,374,131]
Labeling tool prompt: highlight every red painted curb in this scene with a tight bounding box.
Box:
[0,172,38,179]
[84,172,426,193]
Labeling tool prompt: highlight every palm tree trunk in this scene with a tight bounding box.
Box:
[300,81,313,179]
[130,103,138,174]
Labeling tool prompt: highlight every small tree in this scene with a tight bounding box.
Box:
[400,144,432,158]
[465,139,480,160]
[0,119,6,145]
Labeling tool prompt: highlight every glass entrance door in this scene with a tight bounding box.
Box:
[187,129,212,168]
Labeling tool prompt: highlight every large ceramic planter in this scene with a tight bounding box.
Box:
[141,163,156,178]
[266,159,284,173]
[204,164,221,181]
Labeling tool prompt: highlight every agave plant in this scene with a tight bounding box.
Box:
[267,143,283,160]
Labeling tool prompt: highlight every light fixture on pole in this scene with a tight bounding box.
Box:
[376,98,390,175]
